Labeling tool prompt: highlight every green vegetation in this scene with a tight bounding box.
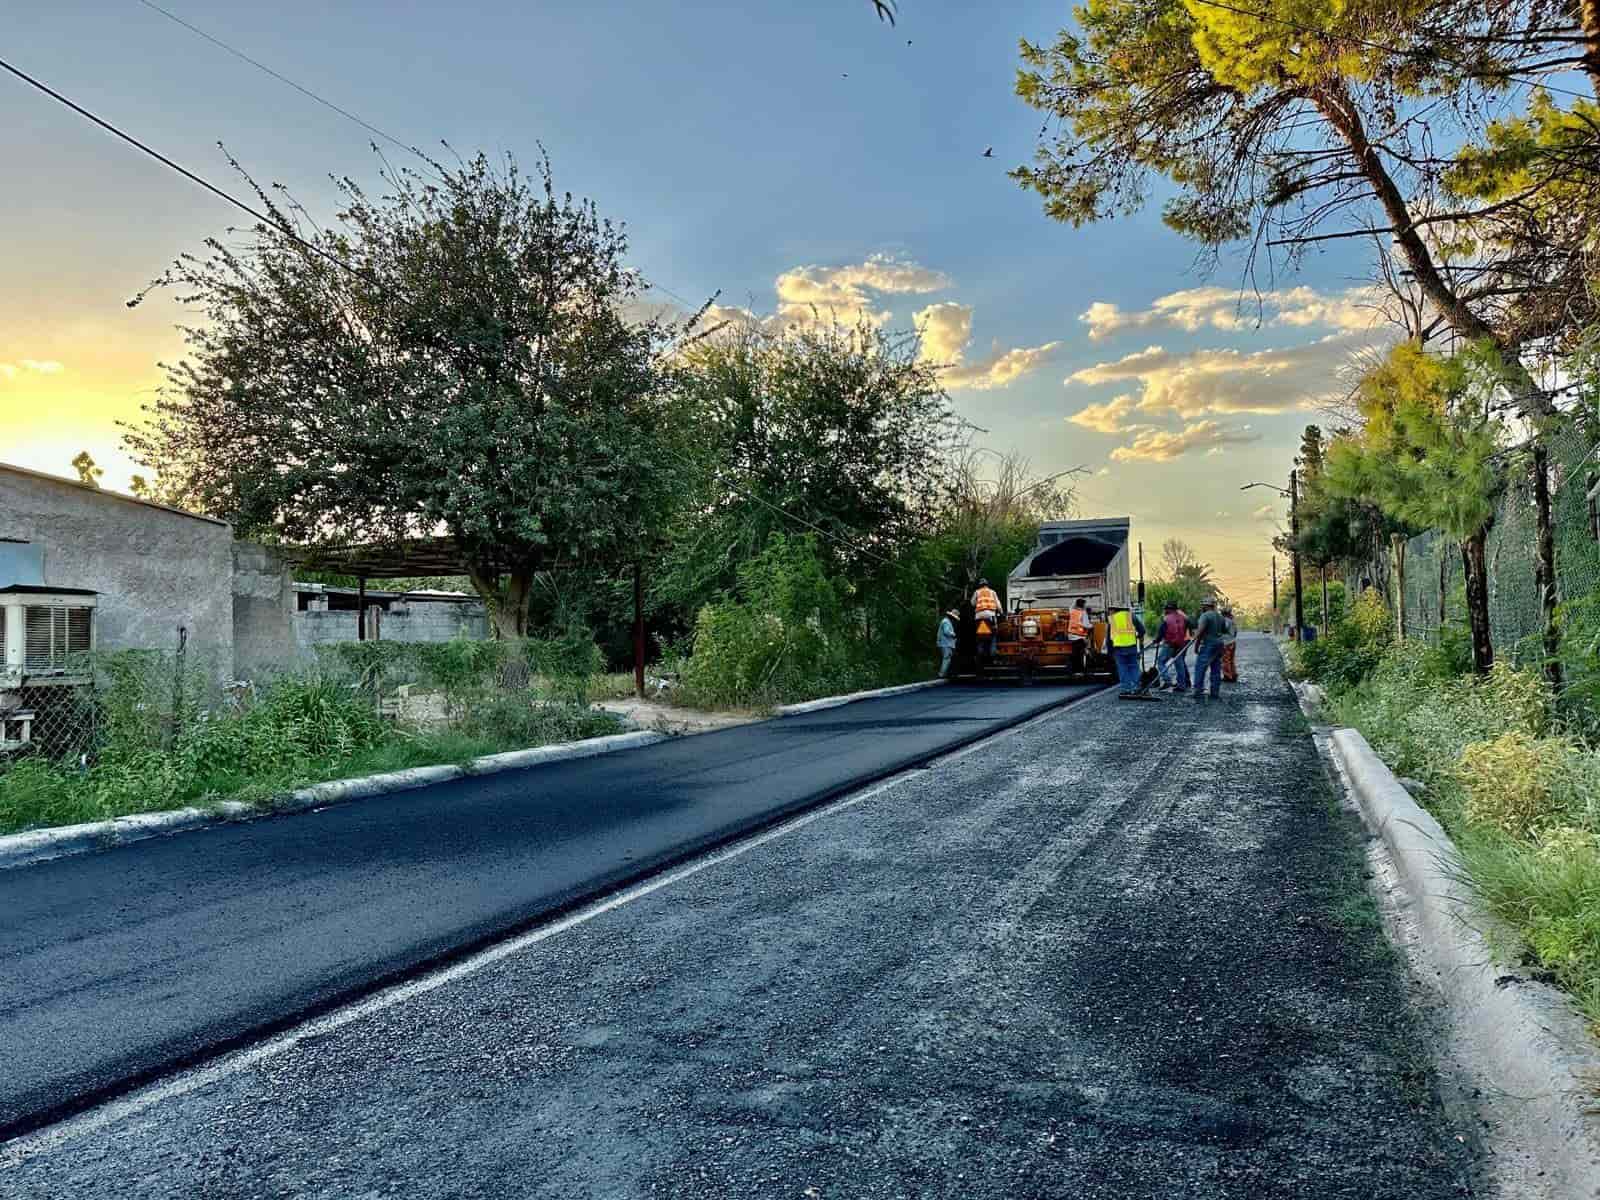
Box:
[1295,600,1600,1026]
[0,642,618,836]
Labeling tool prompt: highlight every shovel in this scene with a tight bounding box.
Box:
[1139,637,1192,693]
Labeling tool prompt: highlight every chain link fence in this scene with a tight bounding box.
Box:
[1348,422,1600,663]
[0,633,610,778]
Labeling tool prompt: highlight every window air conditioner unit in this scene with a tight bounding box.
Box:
[0,585,99,689]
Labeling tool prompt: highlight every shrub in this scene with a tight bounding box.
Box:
[1292,589,1392,692]
[677,535,863,707]
[1456,732,1573,838]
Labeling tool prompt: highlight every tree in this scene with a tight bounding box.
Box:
[128,151,679,639]
[1011,0,1599,676]
[658,319,959,614]
[1160,537,1198,581]
[70,451,102,488]
[1299,426,1325,485]
[942,448,1078,595]
[1324,341,1506,672]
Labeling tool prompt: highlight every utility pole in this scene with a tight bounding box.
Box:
[1290,468,1304,640]
[1271,557,1278,636]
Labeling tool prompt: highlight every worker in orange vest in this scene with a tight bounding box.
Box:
[972,579,1002,664]
[1065,596,1091,674]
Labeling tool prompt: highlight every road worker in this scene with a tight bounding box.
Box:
[937,608,959,679]
[972,578,1002,664]
[1155,601,1193,692]
[1107,603,1149,700]
[1191,598,1225,701]
[1065,595,1091,674]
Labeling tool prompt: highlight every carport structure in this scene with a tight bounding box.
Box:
[282,537,648,696]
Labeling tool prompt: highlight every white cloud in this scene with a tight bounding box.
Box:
[0,359,64,380]
[1067,393,1142,434]
[1080,285,1382,342]
[915,302,973,365]
[1067,331,1381,420]
[774,255,951,328]
[945,342,1062,391]
[914,300,1060,391]
[1109,420,1261,463]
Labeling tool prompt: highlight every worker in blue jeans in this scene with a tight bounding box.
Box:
[1108,605,1150,700]
[1190,598,1225,700]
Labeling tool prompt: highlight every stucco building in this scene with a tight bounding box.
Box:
[0,463,487,684]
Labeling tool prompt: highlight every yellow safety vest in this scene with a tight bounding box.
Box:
[1109,609,1137,648]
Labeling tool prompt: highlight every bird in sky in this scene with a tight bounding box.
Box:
[870,0,898,24]
[982,146,994,158]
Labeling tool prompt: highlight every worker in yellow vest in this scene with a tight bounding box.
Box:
[1107,603,1151,700]
[971,579,1002,664]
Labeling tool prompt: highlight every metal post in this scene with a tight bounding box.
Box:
[1271,557,1278,636]
[633,561,645,699]
[357,575,367,641]
[1290,469,1304,640]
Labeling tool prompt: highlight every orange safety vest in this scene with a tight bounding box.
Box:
[1066,607,1089,639]
[972,587,1001,614]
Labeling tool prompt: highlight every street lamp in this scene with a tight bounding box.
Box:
[1242,474,1303,639]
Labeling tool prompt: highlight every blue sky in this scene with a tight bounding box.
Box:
[1,0,1389,606]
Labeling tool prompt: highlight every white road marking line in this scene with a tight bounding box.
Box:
[0,689,1100,1164]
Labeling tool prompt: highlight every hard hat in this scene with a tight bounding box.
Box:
[978,578,990,587]
[1164,601,1177,611]
[945,608,960,619]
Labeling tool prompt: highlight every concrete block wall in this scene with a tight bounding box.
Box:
[292,602,488,650]
[232,543,307,677]
[0,466,236,678]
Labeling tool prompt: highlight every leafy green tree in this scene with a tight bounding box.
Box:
[1011,0,1596,675]
[70,451,102,488]
[128,151,681,638]
[659,319,958,616]
[1324,341,1506,672]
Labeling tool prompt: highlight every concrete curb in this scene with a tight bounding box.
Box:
[1331,726,1600,1198]
[1,676,949,871]
[775,678,946,716]
[0,730,667,872]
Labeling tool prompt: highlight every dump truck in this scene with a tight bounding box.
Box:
[986,517,1133,682]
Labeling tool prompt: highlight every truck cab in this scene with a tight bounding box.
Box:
[989,518,1132,681]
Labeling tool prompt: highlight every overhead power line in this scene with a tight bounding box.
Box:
[131,2,713,313]
[0,54,363,281]
[1185,0,1595,103]
[134,0,423,159]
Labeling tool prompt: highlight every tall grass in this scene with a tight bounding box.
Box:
[0,638,618,836]
[1323,632,1600,1027]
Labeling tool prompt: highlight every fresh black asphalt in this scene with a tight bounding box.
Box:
[0,680,1099,1139]
[0,638,1476,1197]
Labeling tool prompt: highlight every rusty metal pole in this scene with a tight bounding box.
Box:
[357,575,367,641]
[633,561,645,699]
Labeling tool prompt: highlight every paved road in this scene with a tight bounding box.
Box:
[1,639,1476,1197]
[0,680,1099,1139]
